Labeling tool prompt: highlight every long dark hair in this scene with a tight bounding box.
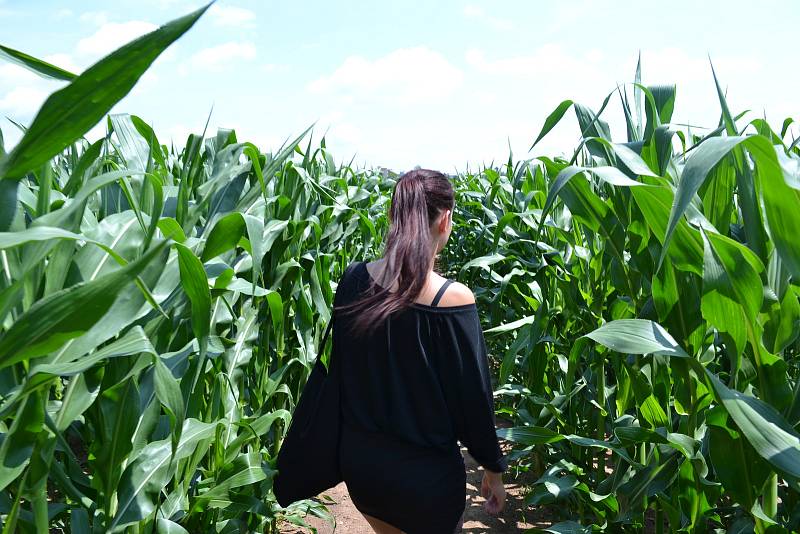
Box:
[336,169,454,335]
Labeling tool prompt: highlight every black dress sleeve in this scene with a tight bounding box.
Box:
[436,308,508,473]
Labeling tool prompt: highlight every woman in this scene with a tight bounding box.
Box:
[331,169,507,533]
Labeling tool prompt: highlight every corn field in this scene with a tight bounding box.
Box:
[1,4,800,533]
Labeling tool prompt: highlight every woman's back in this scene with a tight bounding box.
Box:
[335,260,508,473]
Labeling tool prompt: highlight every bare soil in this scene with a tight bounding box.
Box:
[278,439,555,533]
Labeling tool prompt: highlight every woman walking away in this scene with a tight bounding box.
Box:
[332,169,507,534]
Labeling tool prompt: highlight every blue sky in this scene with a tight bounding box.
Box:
[1,0,798,171]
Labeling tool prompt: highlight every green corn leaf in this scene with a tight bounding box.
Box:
[707,372,800,483]
[0,391,44,491]
[584,319,689,358]
[175,243,211,341]
[0,44,77,81]
[156,519,190,534]
[752,141,800,278]
[31,326,155,376]
[201,212,246,262]
[660,136,748,270]
[154,355,185,454]
[530,99,574,150]
[0,178,18,232]
[110,418,218,532]
[0,240,167,368]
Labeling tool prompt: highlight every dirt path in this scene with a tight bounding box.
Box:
[278,439,553,533]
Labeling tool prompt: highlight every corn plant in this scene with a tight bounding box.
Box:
[449,61,800,532]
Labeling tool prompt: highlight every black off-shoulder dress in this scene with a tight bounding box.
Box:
[333,261,508,534]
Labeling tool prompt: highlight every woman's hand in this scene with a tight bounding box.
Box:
[480,469,506,515]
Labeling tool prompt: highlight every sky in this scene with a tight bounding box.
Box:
[1,0,798,172]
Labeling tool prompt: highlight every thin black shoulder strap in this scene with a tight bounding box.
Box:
[430,279,454,307]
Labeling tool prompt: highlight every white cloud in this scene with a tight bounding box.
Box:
[463,5,483,17]
[76,21,158,59]
[307,47,464,103]
[463,4,515,31]
[466,44,604,79]
[44,53,81,74]
[315,111,362,146]
[208,4,256,27]
[182,41,257,73]
[164,123,194,145]
[639,48,760,84]
[147,0,186,9]
[79,10,110,26]
[0,63,40,86]
[0,87,49,115]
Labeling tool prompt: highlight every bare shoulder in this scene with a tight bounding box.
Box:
[437,280,476,307]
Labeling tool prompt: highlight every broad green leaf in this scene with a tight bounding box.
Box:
[707,406,769,511]
[701,230,763,358]
[584,319,689,357]
[531,521,592,534]
[700,154,736,235]
[0,391,43,491]
[496,426,562,444]
[589,137,659,177]
[156,519,189,534]
[154,355,185,455]
[530,100,573,150]
[175,243,211,341]
[660,136,747,269]
[661,135,783,271]
[639,394,670,429]
[485,314,536,334]
[614,426,667,446]
[157,217,186,243]
[538,165,632,234]
[0,179,18,232]
[460,253,505,273]
[0,44,77,81]
[242,213,265,290]
[54,368,104,432]
[631,184,703,275]
[643,84,675,139]
[0,241,167,368]
[558,174,610,232]
[201,212,246,262]
[497,427,640,466]
[754,142,800,278]
[44,217,173,365]
[111,418,218,531]
[192,452,271,508]
[223,409,291,464]
[110,114,150,172]
[31,326,155,376]
[706,372,800,482]
[91,378,141,503]
[763,287,800,354]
